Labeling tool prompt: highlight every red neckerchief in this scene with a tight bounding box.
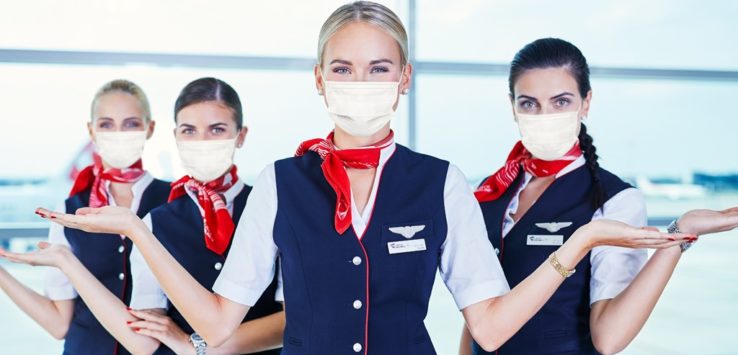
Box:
[295,131,394,234]
[475,141,581,202]
[168,165,239,255]
[68,154,144,208]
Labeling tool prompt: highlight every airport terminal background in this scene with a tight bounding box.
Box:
[1,1,737,353]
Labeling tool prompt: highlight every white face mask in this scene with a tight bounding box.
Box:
[322,73,402,137]
[515,107,581,161]
[177,138,237,182]
[94,131,147,169]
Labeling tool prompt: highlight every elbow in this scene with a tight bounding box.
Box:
[49,323,69,340]
[592,335,627,355]
[467,324,503,352]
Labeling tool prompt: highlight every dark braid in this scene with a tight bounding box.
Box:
[578,123,605,210]
[509,38,605,210]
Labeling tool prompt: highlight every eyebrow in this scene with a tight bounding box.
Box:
[328,58,395,66]
[516,94,539,101]
[329,59,352,65]
[178,122,229,129]
[550,92,575,100]
[369,59,393,65]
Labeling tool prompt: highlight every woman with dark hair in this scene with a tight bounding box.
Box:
[0,79,169,355]
[27,4,702,355]
[459,38,738,355]
[2,77,284,355]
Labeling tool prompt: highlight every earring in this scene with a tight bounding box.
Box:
[401,88,409,95]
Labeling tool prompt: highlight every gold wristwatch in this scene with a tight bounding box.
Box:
[548,252,576,278]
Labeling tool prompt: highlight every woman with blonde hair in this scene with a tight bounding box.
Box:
[0,79,169,354]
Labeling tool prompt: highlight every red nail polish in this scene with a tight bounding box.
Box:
[668,237,676,241]
[126,321,132,324]
[127,307,132,311]
[50,215,56,219]
[133,328,140,332]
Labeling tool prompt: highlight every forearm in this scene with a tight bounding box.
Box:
[466,233,591,351]
[590,246,681,354]
[458,326,473,355]
[208,311,285,355]
[127,223,246,344]
[58,252,161,354]
[0,267,70,339]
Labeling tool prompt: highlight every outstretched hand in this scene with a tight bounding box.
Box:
[0,241,71,268]
[35,206,144,237]
[578,219,696,249]
[677,207,738,236]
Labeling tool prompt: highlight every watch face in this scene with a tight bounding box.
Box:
[191,333,204,342]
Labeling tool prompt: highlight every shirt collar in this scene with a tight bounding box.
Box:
[184,177,245,210]
[105,171,153,209]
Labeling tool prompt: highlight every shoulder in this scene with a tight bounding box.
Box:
[596,166,634,199]
[394,144,449,168]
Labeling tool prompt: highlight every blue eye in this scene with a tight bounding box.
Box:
[555,98,571,107]
[181,128,194,135]
[370,66,389,73]
[333,67,350,74]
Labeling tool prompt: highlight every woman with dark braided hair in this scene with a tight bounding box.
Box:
[460,37,738,355]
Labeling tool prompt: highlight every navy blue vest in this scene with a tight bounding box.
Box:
[148,185,282,355]
[63,178,170,355]
[273,144,449,355]
[472,166,631,355]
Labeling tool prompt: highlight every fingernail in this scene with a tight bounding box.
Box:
[126,321,132,324]
[133,328,140,332]
[50,215,56,219]
[668,237,676,241]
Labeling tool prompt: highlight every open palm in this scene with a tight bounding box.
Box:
[678,207,738,236]
[579,219,691,249]
[36,206,143,236]
[0,241,71,268]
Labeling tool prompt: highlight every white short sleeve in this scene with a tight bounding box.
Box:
[589,187,649,304]
[439,165,511,310]
[212,164,280,307]
[44,203,78,300]
[129,213,169,310]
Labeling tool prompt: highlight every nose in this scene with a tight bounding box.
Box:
[354,69,369,82]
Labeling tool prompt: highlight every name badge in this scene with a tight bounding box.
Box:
[526,234,564,246]
[387,239,427,254]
